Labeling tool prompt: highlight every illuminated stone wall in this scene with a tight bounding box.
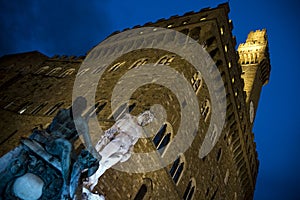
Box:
[0,3,270,200]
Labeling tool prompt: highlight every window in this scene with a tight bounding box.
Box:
[134,178,152,200]
[169,155,185,184]
[220,27,224,35]
[108,102,136,120]
[59,68,75,77]
[189,27,201,41]
[77,68,90,76]
[156,55,175,66]
[183,178,196,200]
[108,61,126,72]
[31,102,48,115]
[44,102,64,116]
[129,58,148,69]
[153,123,172,155]
[134,184,147,200]
[17,102,32,114]
[191,71,202,93]
[200,99,211,122]
[45,67,62,76]
[36,66,49,74]
[84,101,107,119]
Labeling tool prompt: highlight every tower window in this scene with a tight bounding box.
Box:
[169,155,185,184]
[183,178,196,200]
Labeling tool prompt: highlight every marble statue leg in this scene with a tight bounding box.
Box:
[87,153,123,191]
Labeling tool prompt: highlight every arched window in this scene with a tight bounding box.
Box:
[156,55,175,66]
[183,178,196,200]
[129,58,148,69]
[46,67,62,76]
[36,66,49,74]
[108,102,136,120]
[17,102,33,115]
[134,178,152,200]
[77,68,90,76]
[169,154,185,184]
[84,101,107,119]
[153,123,172,155]
[44,102,64,116]
[134,184,147,200]
[108,61,126,72]
[191,71,202,94]
[200,99,211,122]
[59,68,75,77]
[31,102,48,115]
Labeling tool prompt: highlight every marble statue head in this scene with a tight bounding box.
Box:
[137,110,154,126]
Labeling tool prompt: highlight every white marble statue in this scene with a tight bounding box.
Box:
[84,110,154,190]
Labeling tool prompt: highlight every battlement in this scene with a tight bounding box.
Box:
[238,29,270,85]
[238,29,269,65]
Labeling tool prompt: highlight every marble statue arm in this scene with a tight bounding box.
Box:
[103,123,118,139]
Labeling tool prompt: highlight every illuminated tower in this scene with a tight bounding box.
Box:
[238,29,271,125]
[0,3,270,200]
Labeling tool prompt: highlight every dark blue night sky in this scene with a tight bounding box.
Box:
[0,0,299,199]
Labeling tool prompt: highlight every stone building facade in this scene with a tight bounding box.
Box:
[0,3,270,200]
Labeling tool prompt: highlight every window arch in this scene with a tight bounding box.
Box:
[17,102,33,115]
[169,154,185,184]
[108,61,126,72]
[156,55,175,66]
[59,68,75,77]
[191,71,202,94]
[200,99,211,122]
[129,58,148,69]
[31,102,48,115]
[44,102,64,116]
[77,68,90,76]
[152,122,173,155]
[183,178,196,200]
[84,101,107,119]
[108,102,136,120]
[36,66,49,74]
[46,67,62,76]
